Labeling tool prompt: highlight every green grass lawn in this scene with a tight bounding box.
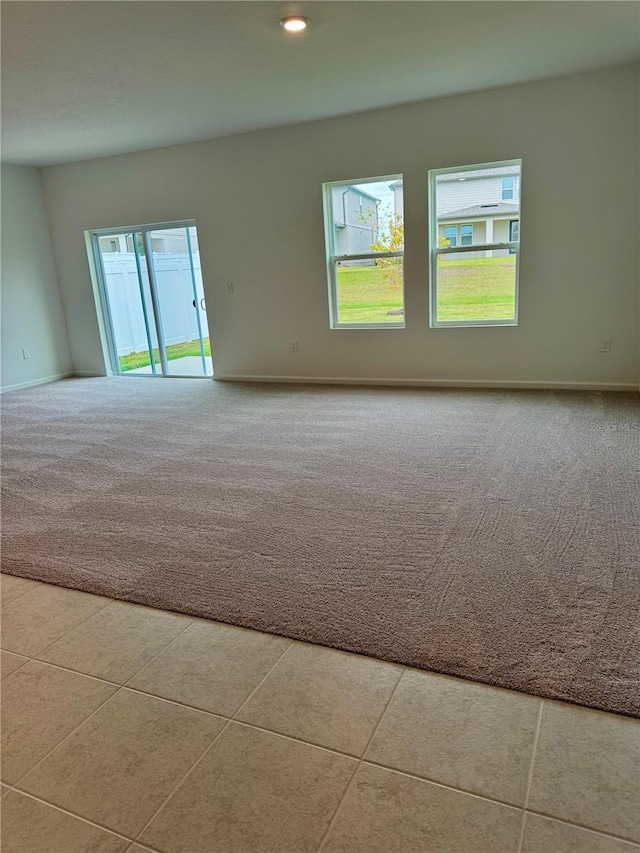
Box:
[336,256,516,324]
[336,266,404,324]
[118,337,211,372]
[437,256,516,321]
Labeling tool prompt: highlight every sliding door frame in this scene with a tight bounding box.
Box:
[89,219,209,378]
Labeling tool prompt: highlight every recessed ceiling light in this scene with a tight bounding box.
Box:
[280,16,309,32]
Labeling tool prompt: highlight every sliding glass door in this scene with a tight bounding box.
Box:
[93,222,212,377]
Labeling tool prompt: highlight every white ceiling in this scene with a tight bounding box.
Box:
[2,1,639,167]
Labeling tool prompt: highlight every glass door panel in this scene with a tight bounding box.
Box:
[95,222,212,377]
[97,233,160,375]
[146,226,213,377]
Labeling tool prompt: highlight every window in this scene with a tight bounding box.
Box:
[501,176,519,201]
[443,224,473,248]
[501,177,514,200]
[444,226,457,247]
[509,220,519,254]
[429,160,521,327]
[323,175,404,328]
[460,224,473,246]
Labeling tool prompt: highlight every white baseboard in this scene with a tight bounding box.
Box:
[215,374,639,392]
[3,372,636,394]
[0,372,74,394]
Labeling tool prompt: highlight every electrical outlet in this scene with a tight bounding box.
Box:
[21,348,30,360]
[226,281,234,294]
[290,341,299,353]
[600,337,612,353]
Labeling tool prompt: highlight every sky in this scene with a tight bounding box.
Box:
[353,180,398,221]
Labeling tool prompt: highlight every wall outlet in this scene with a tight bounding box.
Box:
[21,348,31,360]
[290,341,299,353]
[600,337,612,353]
[226,281,234,294]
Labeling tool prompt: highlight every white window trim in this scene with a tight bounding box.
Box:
[323,175,405,330]
[428,159,522,329]
[501,176,515,201]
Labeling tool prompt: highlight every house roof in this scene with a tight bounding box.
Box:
[344,185,380,203]
[439,203,520,220]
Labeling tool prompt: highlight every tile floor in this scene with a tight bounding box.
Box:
[1,573,639,853]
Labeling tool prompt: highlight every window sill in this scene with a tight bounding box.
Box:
[330,323,406,330]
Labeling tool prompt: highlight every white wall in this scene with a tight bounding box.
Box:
[41,64,639,388]
[1,165,72,391]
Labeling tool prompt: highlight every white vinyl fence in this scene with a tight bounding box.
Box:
[103,252,208,355]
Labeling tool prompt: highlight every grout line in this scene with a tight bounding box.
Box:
[231,640,294,719]
[130,638,293,847]
[316,665,406,852]
[517,699,544,853]
[10,775,603,853]
[230,718,363,761]
[359,760,525,812]
[7,618,206,791]
[7,786,135,845]
[9,615,195,691]
[0,575,48,609]
[7,671,638,847]
[123,837,165,853]
[120,618,195,688]
[12,595,114,660]
[19,657,123,688]
[522,808,640,848]
[117,683,234,717]
[131,719,233,847]
[4,581,638,847]
[9,683,124,790]
[1,654,32,681]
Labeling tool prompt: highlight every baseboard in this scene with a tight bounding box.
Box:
[0,372,74,394]
[215,374,639,392]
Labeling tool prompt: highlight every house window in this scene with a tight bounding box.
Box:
[444,226,457,247]
[442,224,473,248]
[509,220,519,254]
[501,176,519,201]
[323,175,404,328]
[429,160,522,327]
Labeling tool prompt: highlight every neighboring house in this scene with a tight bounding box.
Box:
[391,170,519,259]
[332,185,379,260]
[99,228,199,256]
[436,165,520,259]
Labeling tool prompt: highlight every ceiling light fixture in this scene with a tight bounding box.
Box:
[280,15,309,32]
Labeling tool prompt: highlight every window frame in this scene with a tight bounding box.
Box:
[509,219,519,254]
[501,177,514,200]
[444,225,458,248]
[88,218,204,377]
[323,174,405,330]
[428,159,522,329]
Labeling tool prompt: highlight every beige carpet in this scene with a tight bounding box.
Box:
[2,378,639,717]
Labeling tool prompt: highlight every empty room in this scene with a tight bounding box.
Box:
[1,2,639,851]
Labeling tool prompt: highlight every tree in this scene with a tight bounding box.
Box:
[360,209,451,293]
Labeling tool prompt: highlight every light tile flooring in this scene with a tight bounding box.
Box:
[1,574,639,853]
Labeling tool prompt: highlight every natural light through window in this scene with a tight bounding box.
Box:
[323,175,404,328]
[429,160,522,327]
